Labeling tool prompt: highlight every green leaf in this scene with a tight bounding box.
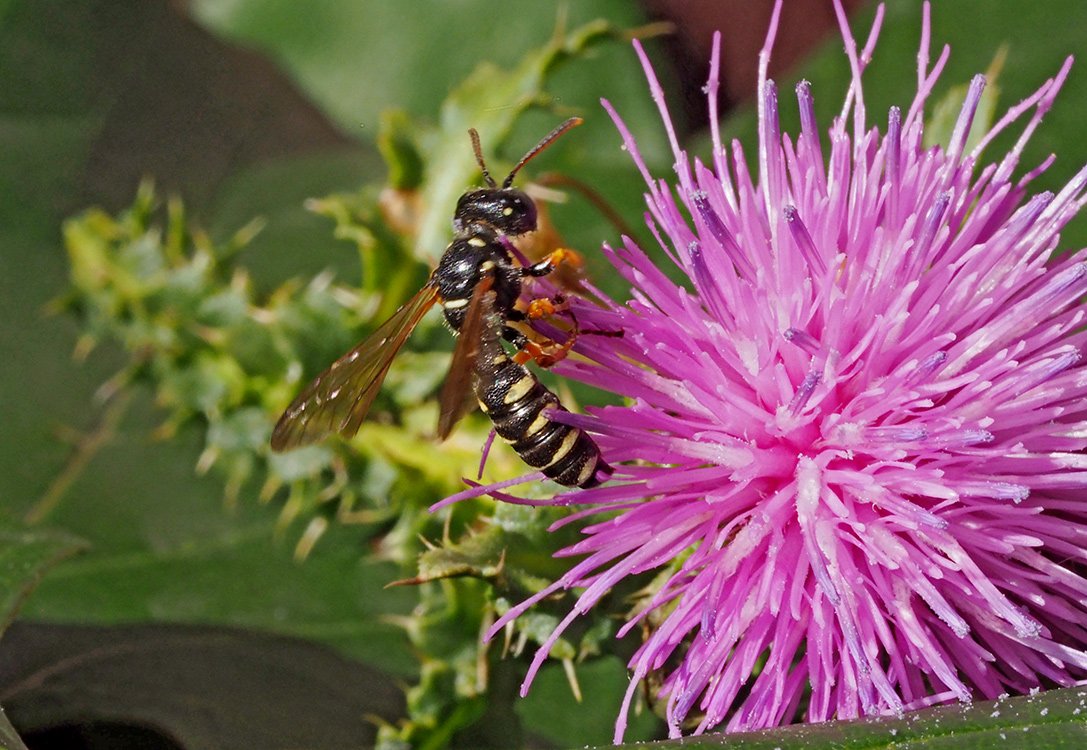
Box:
[205,149,382,290]
[0,524,85,750]
[0,525,86,632]
[610,687,1087,749]
[411,19,633,264]
[0,621,403,748]
[378,109,426,191]
[0,708,27,750]
[189,0,650,132]
[924,47,1006,153]
[19,396,418,677]
[519,657,661,747]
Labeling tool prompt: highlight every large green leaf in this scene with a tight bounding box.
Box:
[519,657,662,747]
[206,149,381,289]
[0,710,25,750]
[0,524,85,750]
[611,687,1087,749]
[18,394,418,676]
[0,0,415,677]
[0,621,403,749]
[190,0,652,132]
[0,525,85,631]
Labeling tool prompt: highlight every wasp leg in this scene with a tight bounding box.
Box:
[513,338,575,368]
[500,318,575,369]
[508,307,580,369]
[509,247,585,368]
[523,247,584,278]
[502,289,578,368]
[525,294,568,320]
[524,315,625,359]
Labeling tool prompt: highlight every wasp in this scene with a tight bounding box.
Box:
[271,118,613,489]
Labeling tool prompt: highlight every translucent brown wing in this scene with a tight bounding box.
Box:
[436,275,495,440]
[271,284,440,451]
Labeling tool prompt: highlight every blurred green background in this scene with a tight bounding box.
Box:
[2,1,1087,748]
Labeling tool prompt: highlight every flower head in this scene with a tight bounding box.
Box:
[458,0,1087,741]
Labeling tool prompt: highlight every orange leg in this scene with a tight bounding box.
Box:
[512,299,580,368]
[525,295,569,320]
[524,247,584,277]
[513,247,590,367]
[513,335,576,368]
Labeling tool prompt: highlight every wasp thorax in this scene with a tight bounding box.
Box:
[454,188,537,236]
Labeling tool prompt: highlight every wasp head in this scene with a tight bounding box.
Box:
[453,188,537,236]
[457,118,582,238]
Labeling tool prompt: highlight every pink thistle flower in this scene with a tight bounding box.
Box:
[452,0,1087,741]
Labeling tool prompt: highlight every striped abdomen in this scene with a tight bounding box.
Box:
[475,351,610,488]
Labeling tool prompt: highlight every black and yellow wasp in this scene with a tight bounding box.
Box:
[271,118,612,488]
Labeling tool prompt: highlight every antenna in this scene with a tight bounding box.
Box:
[468,128,498,188]
[503,117,583,188]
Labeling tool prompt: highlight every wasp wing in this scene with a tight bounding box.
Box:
[271,284,440,451]
[436,275,495,441]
